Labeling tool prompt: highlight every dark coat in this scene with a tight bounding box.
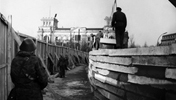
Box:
[57,55,68,78]
[111,11,127,29]
[10,51,48,100]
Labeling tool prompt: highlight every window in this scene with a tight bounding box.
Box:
[88,37,90,41]
[75,35,81,41]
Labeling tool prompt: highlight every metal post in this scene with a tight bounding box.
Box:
[78,29,80,50]
[157,32,167,46]
[70,30,71,48]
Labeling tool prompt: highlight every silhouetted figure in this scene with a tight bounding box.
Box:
[111,7,127,48]
[57,55,68,78]
[8,38,48,100]
[48,53,54,75]
[90,34,95,50]
[94,31,103,50]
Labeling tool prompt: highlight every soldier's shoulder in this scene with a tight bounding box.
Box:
[30,55,40,62]
[121,12,126,15]
[12,56,22,63]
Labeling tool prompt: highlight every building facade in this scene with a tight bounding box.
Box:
[160,33,176,46]
[37,17,103,48]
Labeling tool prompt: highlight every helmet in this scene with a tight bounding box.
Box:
[20,38,36,52]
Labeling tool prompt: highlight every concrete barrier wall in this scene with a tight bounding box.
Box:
[88,46,176,100]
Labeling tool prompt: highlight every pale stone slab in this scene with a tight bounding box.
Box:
[90,55,132,65]
[132,56,176,67]
[89,44,176,56]
[100,38,116,44]
[165,68,176,79]
[93,62,138,74]
[128,74,174,85]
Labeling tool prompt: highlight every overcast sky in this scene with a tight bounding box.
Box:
[1,0,176,46]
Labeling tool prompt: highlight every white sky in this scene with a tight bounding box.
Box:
[1,0,176,46]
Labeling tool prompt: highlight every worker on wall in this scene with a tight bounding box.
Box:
[94,31,103,50]
[111,7,127,49]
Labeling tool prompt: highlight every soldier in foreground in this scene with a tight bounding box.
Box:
[8,38,48,100]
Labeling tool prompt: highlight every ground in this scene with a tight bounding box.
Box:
[43,65,95,100]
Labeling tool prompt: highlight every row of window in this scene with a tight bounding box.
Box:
[43,21,52,26]
[162,34,176,40]
[161,40,176,45]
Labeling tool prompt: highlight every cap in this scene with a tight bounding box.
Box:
[116,7,122,11]
[19,38,36,52]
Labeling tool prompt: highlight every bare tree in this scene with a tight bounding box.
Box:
[128,34,136,48]
[104,16,112,27]
[143,41,148,47]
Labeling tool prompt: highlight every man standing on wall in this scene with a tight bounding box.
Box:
[111,7,127,49]
[94,31,103,50]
